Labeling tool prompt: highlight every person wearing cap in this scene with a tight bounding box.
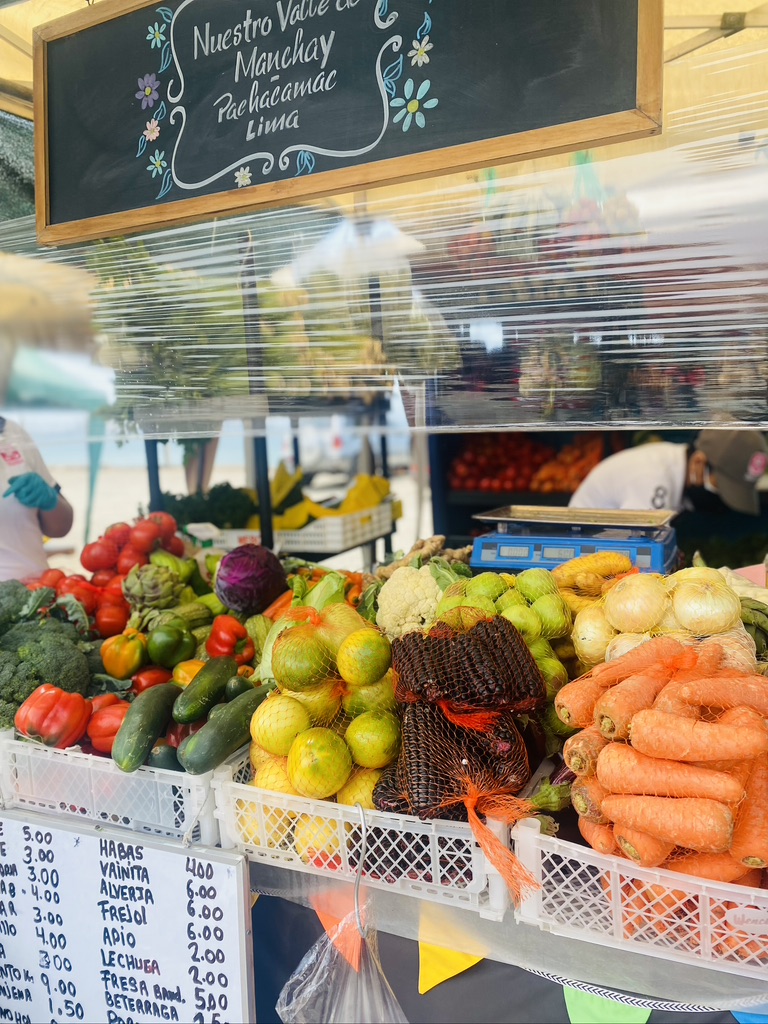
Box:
[569,430,768,515]
[0,417,74,583]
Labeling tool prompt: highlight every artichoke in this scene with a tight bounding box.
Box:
[123,564,185,611]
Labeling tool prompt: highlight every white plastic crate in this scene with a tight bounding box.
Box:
[513,818,768,980]
[219,502,393,554]
[0,735,219,845]
[212,750,509,920]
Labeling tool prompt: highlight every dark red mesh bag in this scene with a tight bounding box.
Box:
[391,615,546,726]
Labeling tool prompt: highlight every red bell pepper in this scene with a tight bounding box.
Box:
[15,684,92,749]
[131,666,174,694]
[86,701,131,754]
[205,615,255,666]
[90,693,121,713]
[165,718,207,749]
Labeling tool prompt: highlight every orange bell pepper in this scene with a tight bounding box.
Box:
[101,629,148,680]
[171,659,207,688]
[15,684,92,749]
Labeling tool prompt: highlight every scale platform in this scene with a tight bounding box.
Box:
[470,505,679,575]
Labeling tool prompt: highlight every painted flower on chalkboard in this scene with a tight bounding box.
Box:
[390,78,438,131]
[143,119,160,142]
[147,149,167,177]
[408,35,433,67]
[136,73,160,110]
[146,22,166,48]
[234,166,252,188]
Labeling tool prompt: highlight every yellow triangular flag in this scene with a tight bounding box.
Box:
[418,942,483,995]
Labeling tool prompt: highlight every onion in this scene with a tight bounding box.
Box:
[603,574,669,633]
[572,605,617,666]
[665,566,727,592]
[604,632,653,662]
[671,580,742,636]
[699,627,757,673]
[654,598,682,633]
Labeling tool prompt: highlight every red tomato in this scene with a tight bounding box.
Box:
[129,520,162,554]
[95,604,130,638]
[162,534,185,556]
[104,574,127,595]
[97,590,129,613]
[117,547,148,575]
[464,477,479,491]
[57,577,99,615]
[104,522,132,548]
[80,539,119,574]
[90,569,117,588]
[147,512,178,541]
[40,569,65,588]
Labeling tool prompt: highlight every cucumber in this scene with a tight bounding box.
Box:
[177,684,273,775]
[145,739,183,772]
[172,656,238,724]
[112,683,182,773]
[225,674,255,701]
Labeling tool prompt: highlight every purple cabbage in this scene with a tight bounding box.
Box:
[214,544,288,615]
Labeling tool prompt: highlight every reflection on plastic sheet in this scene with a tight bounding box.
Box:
[1,28,768,441]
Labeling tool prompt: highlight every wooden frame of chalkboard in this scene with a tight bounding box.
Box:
[34,0,663,245]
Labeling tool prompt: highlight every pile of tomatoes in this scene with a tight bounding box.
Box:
[29,513,182,639]
[447,434,556,493]
[80,513,181,579]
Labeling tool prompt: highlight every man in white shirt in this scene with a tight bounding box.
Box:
[570,430,768,515]
[0,417,74,582]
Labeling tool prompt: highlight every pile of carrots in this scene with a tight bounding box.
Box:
[556,634,768,958]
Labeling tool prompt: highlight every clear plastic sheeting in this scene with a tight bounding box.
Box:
[0,6,768,442]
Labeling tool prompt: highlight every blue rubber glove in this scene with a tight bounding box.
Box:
[3,473,60,511]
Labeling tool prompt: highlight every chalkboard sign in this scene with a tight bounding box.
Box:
[0,810,254,1023]
[34,0,662,244]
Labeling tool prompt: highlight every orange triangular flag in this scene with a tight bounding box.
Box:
[310,890,364,972]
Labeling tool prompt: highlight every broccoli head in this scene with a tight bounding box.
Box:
[0,580,36,636]
[0,619,90,729]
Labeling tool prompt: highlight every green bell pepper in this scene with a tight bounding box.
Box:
[146,621,197,669]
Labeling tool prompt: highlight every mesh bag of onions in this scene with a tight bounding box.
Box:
[571,566,753,672]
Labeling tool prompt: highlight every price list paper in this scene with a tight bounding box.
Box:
[0,810,254,1023]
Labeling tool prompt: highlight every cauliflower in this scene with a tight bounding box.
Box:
[375,565,441,638]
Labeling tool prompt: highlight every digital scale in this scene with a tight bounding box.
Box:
[470,506,680,575]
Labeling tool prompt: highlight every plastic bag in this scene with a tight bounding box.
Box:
[276,909,409,1024]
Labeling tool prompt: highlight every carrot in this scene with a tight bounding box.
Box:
[601,794,734,853]
[713,901,767,961]
[571,776,610,823]
[678,674,768,717]
[589,635,686,686]
[578,817,618,855]
[662,852,750,884]
[594,667,671,739]
[595,743,745,803]
[730,752,768,869]
[653,679,700,719]
[614,825,675,867]
[262,589,294,620]
[563,726,610,776]
[555,677,612,729]
[619,878,689,939]
[629,708,768,763]
[733,868,763,888]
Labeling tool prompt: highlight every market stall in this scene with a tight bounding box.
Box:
[3,1,768,1022]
